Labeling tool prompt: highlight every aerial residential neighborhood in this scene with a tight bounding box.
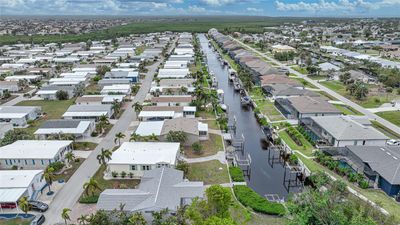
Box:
[0,3,400,225]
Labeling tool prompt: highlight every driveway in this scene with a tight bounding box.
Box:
[231,37,400,135]
[43,40,176,224]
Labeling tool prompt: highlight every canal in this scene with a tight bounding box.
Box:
[198,34,297,199]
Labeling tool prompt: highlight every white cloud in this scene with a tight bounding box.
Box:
[200,0,237,6]
[188,5,207,12]
[247,7,263,12]
[275,0,400,12]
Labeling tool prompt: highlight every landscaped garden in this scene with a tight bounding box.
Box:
[187,160,230,184]
[278,126,314,157]
[72,142,98,150]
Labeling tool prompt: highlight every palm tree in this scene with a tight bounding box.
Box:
[130,133,141,142]
[42,166,56,194]
[97,115,110,133]
[180,86,188,94]
[148,133,159,142]
[64,152,75,167]
[18,196,31,214]
[61,208,71,225]
[111,99,121,116]
[114,132,126,146]
[133,102,143,114]
[77,215,89,225]
[83,178,101,197]
[97,148,112,165]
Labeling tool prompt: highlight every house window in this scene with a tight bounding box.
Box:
[142,165,151,171]
[32,159,35,165]
[25,160,28,165]
[131,165,137,170]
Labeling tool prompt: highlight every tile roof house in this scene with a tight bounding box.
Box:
[97,167,204,221]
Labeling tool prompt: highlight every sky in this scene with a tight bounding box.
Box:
[1,0,400,17]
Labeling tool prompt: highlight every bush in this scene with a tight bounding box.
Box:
[56,90,69,100]
[288,154,298,165]
[79,195,99,204]
[347,173,358,182]
[229,167,245,182]
[233,185,286,215]
[121,171,126,178]
[112,171,118,178]
[129,172,134,178]
[91,131,98,137]
[49,161,65,172]
[192,142,203,154]
[358,179,369,189]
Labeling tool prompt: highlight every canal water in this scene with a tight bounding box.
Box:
[198,34,297,199]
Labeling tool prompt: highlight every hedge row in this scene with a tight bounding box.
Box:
[233,185,286,215]
[229,166,245,182]
[79,195,99,204]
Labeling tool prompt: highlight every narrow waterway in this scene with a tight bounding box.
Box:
[198,34,297,199]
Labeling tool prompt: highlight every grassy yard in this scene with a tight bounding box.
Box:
[291,65,308,75]
[249,86,265,99]
[54,159,85,182]
[296,154,400,223]
[317,91,338,101]
[16,98,76,134]
[196,110,216,119]
[0,218,32,225]
[184,134,223,158]
[320,81,399,108]
[333,104,364,115]
[73,142,98,150]
[79,165,140,203]
[290,77,318,89]
[187,160,229,185]
[254,99,285,122]
[376,111,400,127]
[308,75,328,80]
[205,119,220,130]
[370,121,400,139]
[279,130,314,156]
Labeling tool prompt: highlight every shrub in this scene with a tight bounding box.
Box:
[233,185,286,215]
[111,171,118,178]
[229,166,245,182]
[358,179,369,189]
[49,161,65,172]
[79,195,99,204]
[129,172,134,178]
[192,142,203,154]
[11,165,18,170]
[121,171,126,178]
[288,154,298,165]
[56,90,69,100]
[347,173,358,182]
[91,131,98,137]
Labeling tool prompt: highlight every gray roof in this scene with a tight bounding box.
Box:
[98,79,131,85]
[264,84,319,97]
[40,119,81,129]
[161,118,199,135]
[0,106,40,114]
[310,115,388,141]
[40,85,76,91]
[96,168,204,212]
[66,104,112,112]
[318,62,340,71]
[288,96,341,114]
[346,146,400,184]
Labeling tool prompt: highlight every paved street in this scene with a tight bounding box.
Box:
[231,37,400,135]
[44,41,176,224]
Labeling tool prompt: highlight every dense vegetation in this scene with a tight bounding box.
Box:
[233,185,286,215]
[229,166,245,182]
[0,17,305,45]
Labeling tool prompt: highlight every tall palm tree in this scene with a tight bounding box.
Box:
[42,166,56,194]
[83,178,102,197]
[111,99,121,116]
[97,115,110,133]
[133,102,143,114]
[114,132,126,146]
[130,133,141,142]
[96,148,112,165]
[18,196,31,214]
[61,208,71,225]
[64,152,75,167]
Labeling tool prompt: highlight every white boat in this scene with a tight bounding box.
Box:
[220,104,227,111]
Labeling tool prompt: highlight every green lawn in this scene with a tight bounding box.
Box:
[308,75,328,80]
[205,119,220,130]
[54,159,85,182]
[290,77,318,89]
[187,160,230,185]
[254,99,285,122]
[196,110,216,119]
[376,111,400,127]
[317,91,338,101]
[333,104,363,116]
[320,80,346,94]
[370,121,400,139]
[279,130,314,156]
[73,142,98,150]
[184,134,223,158]
[0,219,32,225]
[16,98,76,134]
[291,66,308,75]
[249,86,265,100]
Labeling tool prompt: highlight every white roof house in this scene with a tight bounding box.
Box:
[107,142,180,177]
[100,84,131,95]
[0,170,45,203]
[138,111,175,121]
[0,106,41,126]
[34,119,95,139]
[0,140,73,169]
[63,104,113,120]
[158,68,189,79]
[164,61,188,69]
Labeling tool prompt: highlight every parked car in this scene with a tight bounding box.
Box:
[387,139,400,146]
[28,201,48,212]
[30,214,45,225]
